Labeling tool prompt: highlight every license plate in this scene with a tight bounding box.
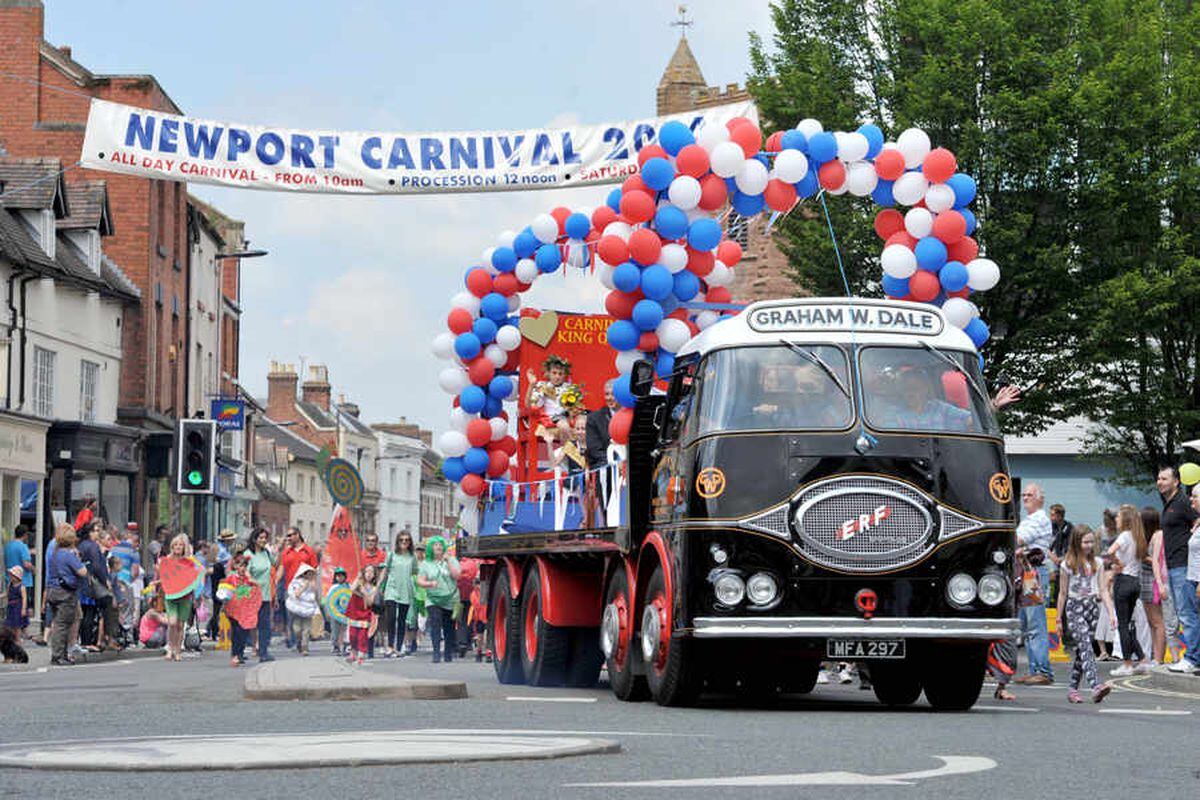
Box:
[826,638,906,659]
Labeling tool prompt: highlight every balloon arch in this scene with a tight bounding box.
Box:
[430,115,1000,499]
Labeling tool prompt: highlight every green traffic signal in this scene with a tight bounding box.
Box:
[187,470,204,486]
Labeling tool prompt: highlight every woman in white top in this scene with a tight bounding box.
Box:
[1056,525,1114,703]
[1107,504,1148,675]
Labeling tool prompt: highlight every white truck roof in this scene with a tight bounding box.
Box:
[676,297,978,358]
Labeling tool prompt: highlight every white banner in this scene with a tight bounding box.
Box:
[80,98,757,195]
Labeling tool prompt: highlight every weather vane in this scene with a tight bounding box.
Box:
[671,4,693,38]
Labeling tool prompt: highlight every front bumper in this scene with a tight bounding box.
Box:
[691,616,1019,639]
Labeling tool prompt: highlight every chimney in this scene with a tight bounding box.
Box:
[338,400,360,419]
[266,361,297,421]
[301,364,331,411]
[59,44,71,59]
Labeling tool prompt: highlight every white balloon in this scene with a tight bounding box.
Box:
[431,332,456,360]
[942,297,974,329]
[438,367,468,395]
[655,318,692,352]
[514,258,538,284]
[904,207,934,239]
[772,148,809,183]
[892,172,929,206]
[839,131,870,163]
[660,243,688,274]
[531,213,558,244]
[451,291,480,314]
[845,161,878,197]
[705,260,733,288]
[484,343,507,367]
[710,141,745,178]
[695,309,720,330]
[496,230,516,249]
[734,158,769,195]
[966,258,1000,291]
[481,247,497,271]
[449,407,470,433]
[489,417,507,441]
[696,120,730,152]
[603,221,632,242]
[896,127,932,169]
[495,324,522,351]
[614,350,640,374]
[507,295,521,312]
[924,183,955,213]
[827,181,849,196]
[596,262,616,289]
[967,301,981,319]
[881,244,918,279]
[439,430,469,457]
[796,118,824,139]
[667,175,702,210]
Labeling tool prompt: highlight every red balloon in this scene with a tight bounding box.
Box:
[637,144,669,166]
[908,270,940,302]
[885,231,918,250]
[931,210,966,244]
[668,308,689,321]
[605,290,639,320]
[448,307,473,334]
[503,349,520,373]
[597,235,629,265]
[592,205,618,232]
[627,229,663,266]
[922,148,957,183]
[729,122,762,159]
[706,286,732,305]
[765,131,784,153]
[460,474,485,496]
[818,160,846,190]
[465,267,493,298]
[716,240,742,266]
[467,357,496,386]
[686,247,715,276]
[622,175,650,195]
[763,179,797,212]
[697,173,728,211]
[486,449,510,478]
[874,149,906,181]
[493,273,520,296]
[947,287,971,299]
[608,407,634,445]
[497,436,517,456]
[550,206,571,233]
[726,116,754,131]
[619,190,656,223]
[675,144,710,178]
[638,332,659,351]
[874,209,905,241]
[466,419,492,448]
[946,236,978,264]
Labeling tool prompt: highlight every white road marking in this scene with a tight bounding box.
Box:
[1097,708,1191,716]
[36,667,48,674]
[973,705,1038,712]
[567,755,997,788]
[413,728,710,738]
[506,696,597,703]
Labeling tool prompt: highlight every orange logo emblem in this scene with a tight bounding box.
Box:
[988,473,1012,504]
[696,468,726,499]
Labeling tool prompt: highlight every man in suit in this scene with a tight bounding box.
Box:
[585,379,618,468]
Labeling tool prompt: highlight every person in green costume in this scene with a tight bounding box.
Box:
[416,536,461,663]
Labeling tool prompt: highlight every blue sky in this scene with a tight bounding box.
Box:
[46,0,774,432]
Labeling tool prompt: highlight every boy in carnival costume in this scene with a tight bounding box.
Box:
[526,354,584,448]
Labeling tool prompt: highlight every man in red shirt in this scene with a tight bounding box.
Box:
[279,528,318,651]
[360,533,386,570]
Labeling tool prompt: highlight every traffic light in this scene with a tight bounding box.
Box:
[176,419,217,494]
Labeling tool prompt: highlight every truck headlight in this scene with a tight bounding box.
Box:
[714,573,745,606]
[946,573,977,606]
[746,572,779,606]
[978,573,1008,606]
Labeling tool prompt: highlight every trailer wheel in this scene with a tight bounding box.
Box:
[870,661,923,706]
[601,567,648,701]
[922,643,987,711]
[488,568,524,685]
[565,628,604,688]
[519,562,570,686]
[642,565,700,707]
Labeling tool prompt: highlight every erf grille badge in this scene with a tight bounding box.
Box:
[836,505,892,542]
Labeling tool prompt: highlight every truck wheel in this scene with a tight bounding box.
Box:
[565,628,604,688]
[488,568,524,685]
[870,661,923,706]
[922,644,987,711]
[601,567,649,701]
[779,660,821,695]
[519,562,569,686]
[642,565,700,707]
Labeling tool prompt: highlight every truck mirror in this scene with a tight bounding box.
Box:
[630,359,656,397]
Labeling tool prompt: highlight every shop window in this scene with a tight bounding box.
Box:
[32,346,55,418]
[80,360,99,422]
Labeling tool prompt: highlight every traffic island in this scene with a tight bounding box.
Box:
[1126,664,1200,697]
[243,658,468,701]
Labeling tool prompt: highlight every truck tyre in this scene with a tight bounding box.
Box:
[642,566,700,707]
[565,628,604,688]
[922,643,987,711]
[870,661,923,706]
[601,568,649,701]
[489,568,524,685]
[519,562,570,686]
[779,659,821,695]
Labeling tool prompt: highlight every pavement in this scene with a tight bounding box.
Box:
[244,657,468,701]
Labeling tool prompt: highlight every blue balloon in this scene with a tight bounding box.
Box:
[754,153,770,168]
[640,157,676,191]
[607,319,640,351]
[914,237,948,272]
[808,131,838,163]
[939,261,969,292]
[606,187,623,212]
[780,129,808,152]
[454,332,482,360]
[640,264,674,301]
[535,243,561,273]
[513,229,538,258]
[654,205,689,240]
[483,396,503,418]
[658,120,695,156]
[632,299,664,332]
[794,170,819,199]
[881,274,910,297]
[460,386,487,414]
[464,447,490,475]
[871,179,895,207]
[960,208,977,236]
[613,373,636,408]
[655,350,675,376]
[858,123,885,158]
[977,354,986,372]
[660,296,680,315]
[564,212,590,240]
[687,218,722,251]
[472,317,497,344]
[946,173,977,207]
[965,317,990,348]
[442,457,467,483]
[488,375,513,400]
[731,190,765,216]
[491,247,517,273]
[612,262,641,293]
[481,292,508,321]
[673,270,700,301]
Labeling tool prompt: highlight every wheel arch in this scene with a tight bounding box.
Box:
[634,530,673,625]
[528,556,604,628]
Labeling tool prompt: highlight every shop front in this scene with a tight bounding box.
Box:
[0,410,49,611]
[45,420,142,535]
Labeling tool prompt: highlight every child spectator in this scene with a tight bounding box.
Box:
[328,567,350,655]
[285,563,320,656]
[6,566,27,634]
[139,589,168,650]
[345,564,379,665]
[1056,525,1114,703]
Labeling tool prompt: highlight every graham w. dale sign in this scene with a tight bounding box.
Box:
[747,301,945,336]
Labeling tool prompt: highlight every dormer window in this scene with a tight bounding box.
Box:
[19,209,56,259]
[67,229,101,275]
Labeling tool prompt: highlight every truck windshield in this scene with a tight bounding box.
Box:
[695,345,853,435]
[860,346,1000,436]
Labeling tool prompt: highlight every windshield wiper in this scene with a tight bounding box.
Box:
[919,341,989,405]
[779,340,850,398]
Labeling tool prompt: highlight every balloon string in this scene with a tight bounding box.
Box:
[819,190,853,299]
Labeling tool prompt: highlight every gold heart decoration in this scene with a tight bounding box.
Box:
[519,311,559,347]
